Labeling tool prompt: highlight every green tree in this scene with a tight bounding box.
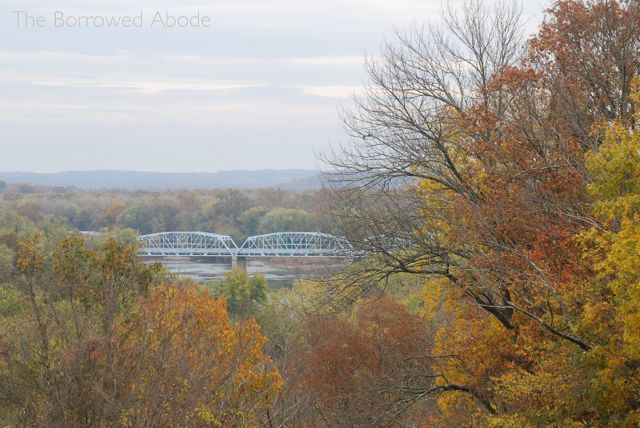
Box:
[0,243,14,283]
[258,208,314,234]
[205,270,268,319]
[117,204,153,233]
[241,206,269,236]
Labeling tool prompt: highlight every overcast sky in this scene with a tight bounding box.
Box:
[0,0,546,173]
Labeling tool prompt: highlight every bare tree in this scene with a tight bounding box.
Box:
[328,0,523,190]
[323,0,524,315]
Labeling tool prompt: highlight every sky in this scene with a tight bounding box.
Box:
[0,0,546,173]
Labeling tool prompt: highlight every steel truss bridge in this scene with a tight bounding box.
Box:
[137,231,354,258]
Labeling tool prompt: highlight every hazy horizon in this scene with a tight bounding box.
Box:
[0,169,322,190]
[0,168,317,174]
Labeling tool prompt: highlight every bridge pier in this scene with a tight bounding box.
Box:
[231,255,247,272]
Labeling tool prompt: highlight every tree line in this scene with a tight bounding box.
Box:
[0,186,329,243]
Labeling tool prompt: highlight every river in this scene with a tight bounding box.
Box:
[153,257,350,289]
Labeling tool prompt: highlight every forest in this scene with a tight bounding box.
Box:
[0,185,329,242]
[2,0,640,426]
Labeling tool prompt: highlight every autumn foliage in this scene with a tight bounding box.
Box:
[417,0,640,424]
[2,0,640,426]
[0,238,280,426]
[110,285,282,426]
[321,0,640,425]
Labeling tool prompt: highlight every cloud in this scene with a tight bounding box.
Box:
[30,79,259,93]
[289,56,365,67]
[297,85,361,98]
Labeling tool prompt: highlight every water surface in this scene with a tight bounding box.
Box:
[153,257,350,289]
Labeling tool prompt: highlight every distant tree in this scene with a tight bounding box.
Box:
[0,181,6,192]
[74,208,94,231]
[257,188,291,208]
[205,270,268,319]
[214,189,251,221]
[240,206,269,236]
[97,200,126,226]
[117,204,153,233]
[15,200,43,223]
[258,208,314,234]
[16,183,33,194]
[0,243,13,283]
[98,226,140,246]
[0,185,20,200]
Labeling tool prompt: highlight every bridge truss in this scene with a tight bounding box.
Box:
[137,231,354,258]
[138,232,238,257]
[238,232,353,257]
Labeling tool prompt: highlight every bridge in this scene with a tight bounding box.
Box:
[238,232,353,257]
[137,232,238,257]
[137,231,354,259]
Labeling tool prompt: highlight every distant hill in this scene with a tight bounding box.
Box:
[0,170,322,191]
